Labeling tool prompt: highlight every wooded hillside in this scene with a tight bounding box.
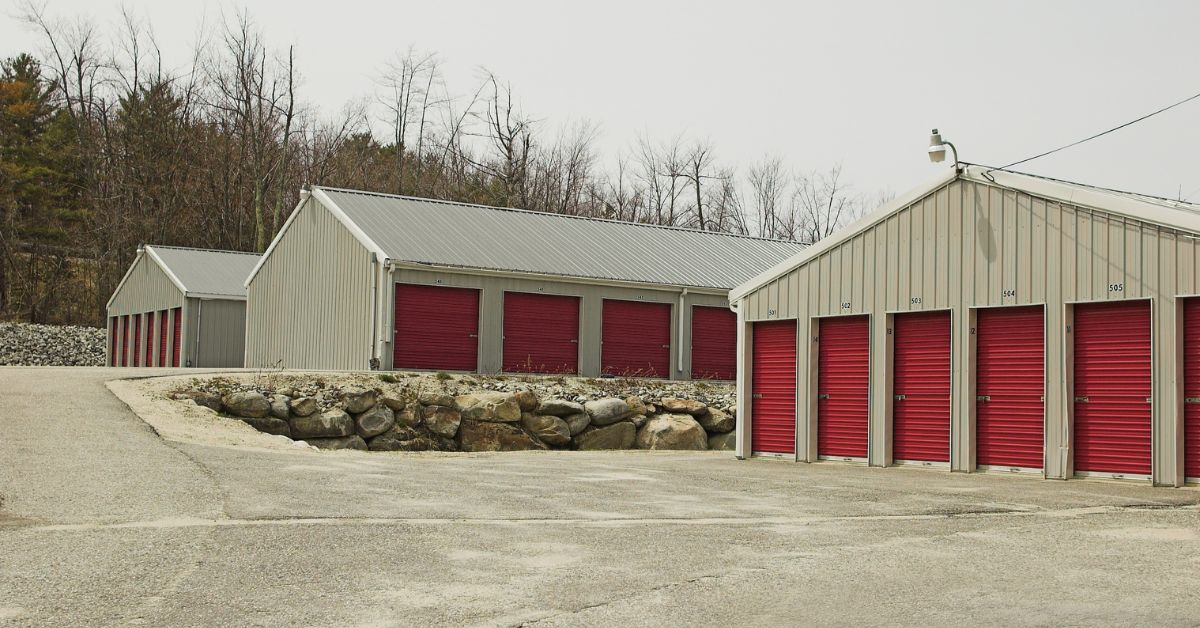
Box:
[1,8,875,326]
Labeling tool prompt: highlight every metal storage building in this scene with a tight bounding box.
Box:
[244,187,804,378]
[729,165,1200,487]
[106,245,260,368]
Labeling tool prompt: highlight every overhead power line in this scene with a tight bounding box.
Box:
[995,89,1200,170]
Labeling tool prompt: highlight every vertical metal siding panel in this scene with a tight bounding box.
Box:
[788,269,800,319]
[1062,205,1078,302]
[1092,214,1110,299]
[1044,203,1066,478]
[1076,211,1093,300]
[910,203,924,305]
[818,252,831,315]
[945,184,960,310]
[245,199,372,370]
[1001,191,1018,302]
[1125,221,1142,298]
[1030,198,1047,303]
[1179,236,1196,296]
[886,216,899,310]
[900,211,913,306]
[1015,194,1031,303]
[987,187,1004,306]
[196,300,246,367]
[108,254,185,316]
[974,183,991,304]
[925,194,939,307]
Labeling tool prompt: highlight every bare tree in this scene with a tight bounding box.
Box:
[376,48,441,195]
[747,155,793,239]
[792,165,863,244]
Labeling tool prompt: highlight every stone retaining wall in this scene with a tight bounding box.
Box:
[173,380,736,453]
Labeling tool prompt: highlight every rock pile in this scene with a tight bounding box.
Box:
[0,322,106,366]
[173,383,737,453]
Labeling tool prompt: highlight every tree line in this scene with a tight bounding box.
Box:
[0,7,878,326]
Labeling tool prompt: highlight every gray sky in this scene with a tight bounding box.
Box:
[4,0,1198,202]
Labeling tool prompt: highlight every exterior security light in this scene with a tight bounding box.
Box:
[928,128,960,172]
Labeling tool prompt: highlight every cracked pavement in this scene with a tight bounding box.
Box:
[2,368,1200,626]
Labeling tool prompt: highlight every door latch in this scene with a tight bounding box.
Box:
[817,394,830,400]
[893,394,906,401]
[976,395,990,402]
[1074,396,1088,403]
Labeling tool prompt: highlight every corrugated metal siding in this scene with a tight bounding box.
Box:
[388,267,727,379]
[321,187,804,290]
[108,253,184,315]
[976,306,1045,469]
[189,298,247,368]
[740,176,1195,482]
[245,198,374,370]
[502,292,580,374]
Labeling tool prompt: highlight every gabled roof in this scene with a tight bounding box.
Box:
[730,164,1200,301]
[141,245,260,299]
[284,186,805,291]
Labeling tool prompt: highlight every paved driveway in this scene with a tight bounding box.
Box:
[1,367,1199,626]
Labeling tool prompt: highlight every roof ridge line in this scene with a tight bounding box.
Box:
[147,244,262,256]
[312,185,806,246]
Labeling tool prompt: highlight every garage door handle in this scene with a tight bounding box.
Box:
[817,393,830,399]
[893,394,905,401]
[468,334,478,338]
[976,395,990,402]
[1186,397,1200,404]
[1074,396,1088,403]
[751,393,763,399]
[570,339,578,343]
[1145,397,1152,403]
[661,344,670,348]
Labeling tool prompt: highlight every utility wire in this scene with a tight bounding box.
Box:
[995,89,1200,170]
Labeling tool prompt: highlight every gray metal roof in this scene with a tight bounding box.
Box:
[147,245,260,298]
[315,187,806,290]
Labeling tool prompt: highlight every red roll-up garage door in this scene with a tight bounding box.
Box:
[121,315,130,367]
[144,311,155,367]
[1074,301,1152,476]
[393,283,480,372]
[976,306,1045,469]
[1186,299,1200,481]
[893,311,951,463]
[818,315,869,459]
[601,299,671,377]
[502,291,579,374]
[172,307,182,367]
[158,310,168,367]
[132,314,141,367]
[109,317,117,366]
[691,306,736,380]
[752,319,797,454]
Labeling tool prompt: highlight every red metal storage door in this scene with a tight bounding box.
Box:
[172,307,182,367]
[893,311,952,463]
[818,315,870,459]
[502,292,579,374]
[144,311,155,367]
[691,306,736,380]
[132,314,141,367]
[976,306,1045,469]
[1186,299,1200,480]
[121,315,130,367]
[393,283,480,371]
[158,310,168,367]
[109,317,117,366]
[1074,301,1152,476]
[601,300,671,377]
[752,319,797,454]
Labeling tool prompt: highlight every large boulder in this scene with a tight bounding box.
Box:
[395,407,422,428]
[513,390,540,412]
[630,414,649,428]
[707,432,737,451]
[340,387,378,414]
[575,422,636,450]
[241,416,291,438]
[380,395,407,412]
[563,412,591,436]
[269,395,291,420]
[307,435,368,451]
[418,391,455,407]
[178,390,222,412]
[423,405,462,438]
[354,404,395,439]
[635,414,708,450]
[222,391,270,418]
[455,392,522,422]
[289,409,354,439]
[457,420,547,452]
[369,434,442,452]
[537,398,585,417]
[625,396,651,417]
[585,398,632,426]
[520,413,571,446]
[288,396,319,417]
[659,397,707,416]
[696,408,735,434]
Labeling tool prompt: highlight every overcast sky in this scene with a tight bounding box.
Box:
[4,0,1198,202]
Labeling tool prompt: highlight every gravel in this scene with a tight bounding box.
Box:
[0,322,107,366]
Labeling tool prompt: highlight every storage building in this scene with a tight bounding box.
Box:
[244,187,803,378]
[106,245,260,368]
[729,165,1200,487]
